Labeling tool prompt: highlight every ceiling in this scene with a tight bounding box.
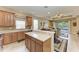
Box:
[3,6,79,17]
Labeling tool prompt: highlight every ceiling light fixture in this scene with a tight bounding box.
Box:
[48,12,50,14]
[44,6,48,8]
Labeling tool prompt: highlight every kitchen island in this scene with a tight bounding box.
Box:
[25,30,55,52]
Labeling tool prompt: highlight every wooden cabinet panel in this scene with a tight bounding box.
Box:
[26,16,32,28]
[4,12,9,26]
[0,11,4,26]
[18,32,25,41]
[3,32,25,45]
[35,43,43,52]
[25,38,28,48]
[27,37,31,51]
[10,14,15,26]
[11,32,18,43]
[25,34,43,52]
[3,33,11,45]
[0,10,15,26]
[25,35,28,48]
[30,39,36,52]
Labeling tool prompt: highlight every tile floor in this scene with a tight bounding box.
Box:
[0,41,29,52]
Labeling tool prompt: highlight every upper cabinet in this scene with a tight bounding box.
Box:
[0,10,15,27]
[0,11,4,26]
[26,16,32,29]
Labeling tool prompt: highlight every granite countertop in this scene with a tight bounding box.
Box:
[25,31,52,42]
[0,29,31,33]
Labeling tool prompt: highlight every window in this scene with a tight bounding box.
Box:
[55,21,69,38]
[33,19,38,30]
[16,20,25,29]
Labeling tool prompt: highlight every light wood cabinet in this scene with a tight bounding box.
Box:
[9,13,15,26]
[25,34,43,52]
[35,40,43,52]
[17,32,25,41]
[3,32,25,45]
[35,43,43,52]
[4,12,9,26]
[0,11,4,26]
[25,35,28,48]
[0,10,15,27]
[26,16,32,29]
[26,16,32,26]
[11,32,18,43]
[25,34,51,52]
[3,33,11,45]
[30,39,36,52]
[25,34,31,51]
[27,37,31,50]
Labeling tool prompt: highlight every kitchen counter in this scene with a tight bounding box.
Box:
[0,29,31,33]
[25,31,52,42]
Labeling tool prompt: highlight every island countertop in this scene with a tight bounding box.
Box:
[25,31,52,42]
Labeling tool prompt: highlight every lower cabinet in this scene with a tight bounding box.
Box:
[35,43,43,52]
[27,37,31,50]
[25,35,28,48]
[11,32,18,43]
[3,32,25,45]
[25,34,51,52]
[25,34,43,52]
[3,33,18,45]
[3,33,11,45]
[30,39,36,52]
[17,32,25,41]
[25,35,31,51]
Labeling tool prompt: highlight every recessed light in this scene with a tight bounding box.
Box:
[48,12,50,14]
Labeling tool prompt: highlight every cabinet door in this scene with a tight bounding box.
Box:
[3,33,11,45]
[35,43,43,52]
[18,32,25,41]
[10,14,15,26]
[25,35,28,48]
[27,37,31,51]
[11,32,18,43]
[28,17,32,26]
[26,16,32,26]
[4,12,9,26]
[30,39,36,52]
[0,11,4,26]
